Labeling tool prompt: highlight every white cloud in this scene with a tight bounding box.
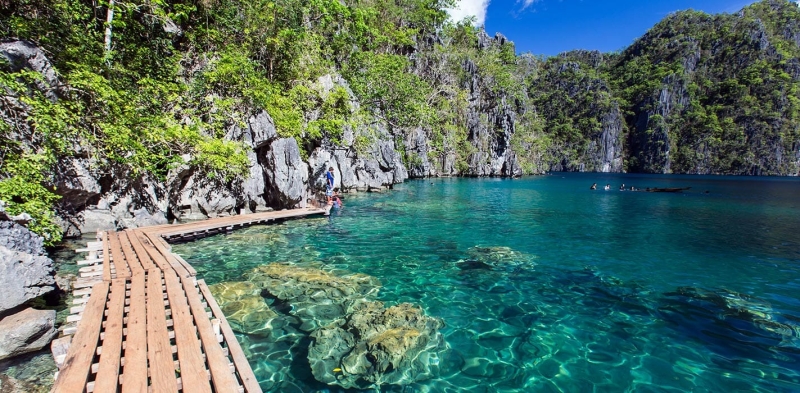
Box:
[519,0,542,11]
[447,0,491,26]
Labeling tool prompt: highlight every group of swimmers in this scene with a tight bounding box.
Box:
[590,183,639,191]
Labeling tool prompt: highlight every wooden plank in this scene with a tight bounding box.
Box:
[153,208,324,239]
[75,246,103,253]
[108,232,131,279]
[52,282,110,393]
[94,278,127,392]
[135,232,173,272]
[126,230,154,270]
[146,268,179,393]
[102,232,111,282]
[142,231,191,278]
[181,279,240,391]
[77,258,103,266]
[121,272,147,393]
[171,253,197,276]
[198,280,262,393]
[118,231,144,276]
[163,269,212,393]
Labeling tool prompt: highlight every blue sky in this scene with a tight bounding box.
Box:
[447,0,800,56]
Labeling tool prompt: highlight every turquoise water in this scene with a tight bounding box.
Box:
[173,173,800,392]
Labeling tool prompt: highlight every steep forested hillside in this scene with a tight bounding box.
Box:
[1,0,799,243]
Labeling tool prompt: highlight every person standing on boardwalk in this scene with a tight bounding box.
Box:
[326,167,335,204]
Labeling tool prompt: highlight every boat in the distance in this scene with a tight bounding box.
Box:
[646,187,691,193]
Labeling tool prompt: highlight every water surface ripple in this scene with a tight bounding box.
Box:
[173,173,800,392]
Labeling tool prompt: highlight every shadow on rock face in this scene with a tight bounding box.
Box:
[308,300,448,389]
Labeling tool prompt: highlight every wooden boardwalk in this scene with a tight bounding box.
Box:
[52,208,325,393]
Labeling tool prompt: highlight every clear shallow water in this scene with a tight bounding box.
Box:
[173,173,800,392]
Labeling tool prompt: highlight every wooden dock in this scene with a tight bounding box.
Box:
[51,208,325,393]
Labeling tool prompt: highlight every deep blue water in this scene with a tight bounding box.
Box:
[174,173,800,392]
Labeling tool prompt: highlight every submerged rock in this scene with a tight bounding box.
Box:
[660,287,800,353]
[308,301,447,389]
[244,263,381,331]
[225,232,288,247]
[207,281,278,336]
[457,246,537,270]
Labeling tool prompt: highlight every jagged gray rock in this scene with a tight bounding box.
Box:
[262,137,309,208]
[77,209,118,233]
[53,157,102,212]
[0,40,59,100]
[0,308,57,361]
[168,163,239,220]
[0,222,55,315]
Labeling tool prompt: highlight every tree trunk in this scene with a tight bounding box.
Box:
[104,0,115,61]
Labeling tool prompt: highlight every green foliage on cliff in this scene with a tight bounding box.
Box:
[608,0,800,174]
[529,52,622,171]
[1,0,800,243]
[0,154,63,245]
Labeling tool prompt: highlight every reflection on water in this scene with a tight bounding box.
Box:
[174,174,800,392]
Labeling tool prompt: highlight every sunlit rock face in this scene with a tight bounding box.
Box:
[308,300,447,389]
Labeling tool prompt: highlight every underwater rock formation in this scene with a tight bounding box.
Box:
[659,287,800,359]
[245,263,381,331]
[207,281,278,336]
[457,246,537,270]
[308,301,447,389]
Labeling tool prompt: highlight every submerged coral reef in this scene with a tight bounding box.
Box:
[215,262,448,389]
[308,301,447,389]
[457,246,537,270]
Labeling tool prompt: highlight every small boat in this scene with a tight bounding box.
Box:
[646,187,691,193]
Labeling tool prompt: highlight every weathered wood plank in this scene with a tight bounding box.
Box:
[102,232,111,282]
[94,278,127,392]
[164,269,212,393]
[126,230,155,270]
[108,231,131,279]
[121,272,147,393]
[153,208,324,240]
[52,282,110,393]
[146,268,179,393]
[198,279,262,393]
[135,232,173,272]
[141,231,192,278]
[182,279,240,391]
[171,253,197,277]
[118,231,144,276]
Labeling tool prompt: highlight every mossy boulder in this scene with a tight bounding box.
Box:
[458,246,537,270]
[243,263,381,330]
[308,301,447,389]
[208,281,278,336]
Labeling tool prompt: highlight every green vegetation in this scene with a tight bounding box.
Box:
[1,0,799,244]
